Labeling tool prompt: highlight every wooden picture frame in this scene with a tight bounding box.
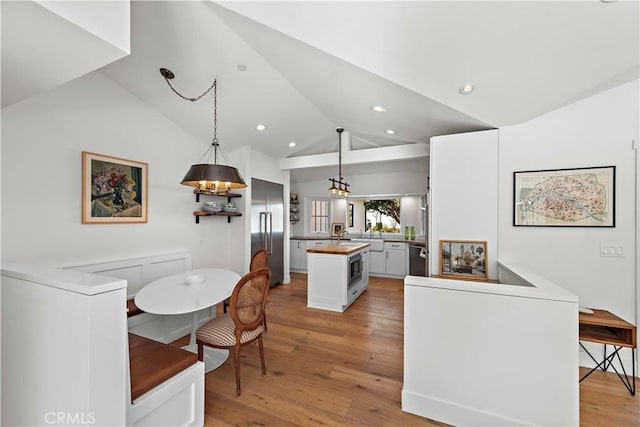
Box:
[82,151,148,224]
[439,240,488,281]
[331,222,345,237]
[513,165,615,227]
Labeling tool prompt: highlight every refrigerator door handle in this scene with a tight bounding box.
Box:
[267,212,273,255]
[259,212,267,250]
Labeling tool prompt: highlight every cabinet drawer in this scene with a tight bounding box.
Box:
[384,242,406,251]
[306,240,330,247]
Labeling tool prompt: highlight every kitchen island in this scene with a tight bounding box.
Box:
[306,242,370,312]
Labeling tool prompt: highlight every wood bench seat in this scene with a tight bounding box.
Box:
[127,298,143,317]
[128,333,198,401]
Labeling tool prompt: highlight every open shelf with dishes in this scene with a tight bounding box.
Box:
[290,199,300,224]
[192,190,242,224]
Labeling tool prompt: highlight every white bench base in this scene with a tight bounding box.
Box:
[128,361,204,427]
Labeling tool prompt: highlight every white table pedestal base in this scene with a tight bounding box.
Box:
[183,311,229,373]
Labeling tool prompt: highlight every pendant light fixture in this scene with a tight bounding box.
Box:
[328,127,351,198]
[159,67,247,193]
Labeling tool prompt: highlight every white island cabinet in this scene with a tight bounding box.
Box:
[306,243,370,312]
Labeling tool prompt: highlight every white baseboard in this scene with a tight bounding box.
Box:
[401,389,530,427]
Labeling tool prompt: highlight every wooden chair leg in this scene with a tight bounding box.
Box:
[234,347,241,397]
[263,313,268,333]
[197,341,204,362]
[258,335,266,377]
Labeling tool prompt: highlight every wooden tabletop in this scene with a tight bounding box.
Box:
[579,309,636,348]
[579,309,635,329]
[306,243,370,255]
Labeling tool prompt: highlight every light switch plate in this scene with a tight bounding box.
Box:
[600,244,624,257]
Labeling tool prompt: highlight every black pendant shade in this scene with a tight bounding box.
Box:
[180,163,247,191]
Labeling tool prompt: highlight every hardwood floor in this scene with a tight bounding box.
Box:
[174,273,638,426]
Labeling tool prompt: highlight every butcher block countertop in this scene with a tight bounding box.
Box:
[306,242,370,255]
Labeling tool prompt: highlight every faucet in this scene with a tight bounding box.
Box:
[336,229,347,244]
[378,230,382,239]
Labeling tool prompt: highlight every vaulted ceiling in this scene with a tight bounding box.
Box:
[3,1,639,166]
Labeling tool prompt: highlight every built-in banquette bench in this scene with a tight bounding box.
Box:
[127,333,203,427]
[1,252,209,427]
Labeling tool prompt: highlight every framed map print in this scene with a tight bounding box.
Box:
[513,166,615,227]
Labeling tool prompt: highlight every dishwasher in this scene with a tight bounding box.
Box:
[408,244,427,276]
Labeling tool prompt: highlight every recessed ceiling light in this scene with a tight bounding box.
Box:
[256,124,267,131]
[385,129,396,135]
[459,83,475,94]
[237,64,247,71]
[288,142,296,147]
[371,105,387,113]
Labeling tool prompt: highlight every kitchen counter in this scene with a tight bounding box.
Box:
[306,242,370,255]
[291,236,425,246]
[307,244,369,312]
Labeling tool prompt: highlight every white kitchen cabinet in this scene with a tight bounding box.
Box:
[368,241,407,277]
[290,239,331,272]
[290,239,304,271]
[369,250,386,275]
[303,240,330,271]
[307,245,369,312]
[385,242,407,276]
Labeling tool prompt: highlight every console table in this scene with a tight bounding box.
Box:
[579,309,636,395]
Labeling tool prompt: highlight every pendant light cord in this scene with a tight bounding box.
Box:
[161,69,232,166]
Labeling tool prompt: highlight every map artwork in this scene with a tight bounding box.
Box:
[514,166,615,227]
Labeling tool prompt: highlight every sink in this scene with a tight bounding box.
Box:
[350,238,384,251]
[337,242,363,247]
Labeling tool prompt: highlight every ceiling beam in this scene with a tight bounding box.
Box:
[280,143,429,170]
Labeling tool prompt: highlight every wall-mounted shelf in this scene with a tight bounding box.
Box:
[193,211,242,224]
[193,189,242,203]
[290,199,300,224]
[191,190,242,224]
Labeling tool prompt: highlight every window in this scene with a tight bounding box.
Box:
[347,198,401,234]
[310,199,329,233]
[364,199,400,233]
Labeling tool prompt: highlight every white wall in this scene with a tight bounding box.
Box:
[500,79,639,369]
[429,130,499,280]
[1,71,244,272]
[499,79,639,325]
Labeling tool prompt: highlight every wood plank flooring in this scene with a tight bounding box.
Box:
[173,273,638,426]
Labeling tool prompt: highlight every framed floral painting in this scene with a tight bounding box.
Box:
[82,151,148,223]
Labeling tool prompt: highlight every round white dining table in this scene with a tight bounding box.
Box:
[134,268,241,373]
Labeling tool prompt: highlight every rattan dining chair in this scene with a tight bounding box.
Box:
[196,267,271,396]
[223,250,269,330]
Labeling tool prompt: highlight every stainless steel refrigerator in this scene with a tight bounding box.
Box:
[251,178,284,287]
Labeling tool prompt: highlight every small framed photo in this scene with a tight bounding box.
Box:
[82,151,148,224]
[331,222,345,237]
[290,192,299,203]
[440,240,488,281]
